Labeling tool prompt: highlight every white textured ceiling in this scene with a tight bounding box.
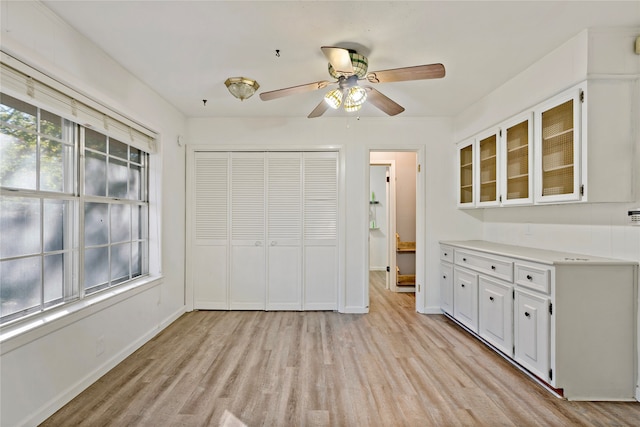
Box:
[41,1,640,119]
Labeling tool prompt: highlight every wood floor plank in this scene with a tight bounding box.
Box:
[40,271,640,426]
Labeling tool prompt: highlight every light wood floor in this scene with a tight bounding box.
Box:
[42,271,640,426]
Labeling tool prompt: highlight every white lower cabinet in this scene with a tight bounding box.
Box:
[439,261,454,316]
[478,276,513,356]
[514,288,550,380]
[440,240,638,401]
[453,267,478,333]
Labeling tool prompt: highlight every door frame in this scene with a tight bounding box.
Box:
[366,146,426,313]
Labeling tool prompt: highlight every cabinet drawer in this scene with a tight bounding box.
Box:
[515,263,551,294]
[455,250,513,282]
[440,245,454,263]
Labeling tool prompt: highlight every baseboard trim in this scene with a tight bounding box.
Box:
[26,306,186,427]
[341,306,369,314]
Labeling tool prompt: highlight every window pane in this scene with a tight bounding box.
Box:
[111,243,130,285]
[109,138,128,160]
[84,246,108,290]
[0,257,41,319]
[132,205,141,240]
[132,242,141,277]
[129,164,141,200]
[0,131,37,190]
[40,139,67,192]
[44,254,63,304]
[44,199,73,252]
[108,158,128,198]
[85,128,106,152]
[84,151,107,196]
[0,94,37,131]
[40,110,63,139]
[0,196,40,258]
[84,202,108,246]
[130,147,141,164]
[110,204,130,243]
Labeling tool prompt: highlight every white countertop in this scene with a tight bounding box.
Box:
[439,240,638,266]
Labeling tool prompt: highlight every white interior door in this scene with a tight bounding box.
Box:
[230,152,265,309]
[303,152,338,310]
[192,152,229,309]
[267,153,302,310]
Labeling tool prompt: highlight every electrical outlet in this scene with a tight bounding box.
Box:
[96,336,105,357]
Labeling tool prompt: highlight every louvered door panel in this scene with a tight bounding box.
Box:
[230,152,265,309]
[192,152,229,309]
[267,153,302,310]
[303,152,338,310]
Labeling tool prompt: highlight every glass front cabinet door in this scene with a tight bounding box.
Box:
[457,139,474,207]
[475,128,500,207]
[534,87,583,203]
[500,113,533,206]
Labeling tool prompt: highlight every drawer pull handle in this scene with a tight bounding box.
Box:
[444,252,448,256]
[491,265,496,270]
[524,312,531,318]
[462,257,467,262]
[489,296,494,301]
[461,284,465,288]
[443,275,446,279]
[526,275,533,280]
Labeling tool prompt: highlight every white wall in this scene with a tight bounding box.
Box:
[453,27,640,398]
[187,117,483,314]
[0,2,187,426]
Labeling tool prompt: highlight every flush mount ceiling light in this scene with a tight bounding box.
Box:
[224,77,260,101]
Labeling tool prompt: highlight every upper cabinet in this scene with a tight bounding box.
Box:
[457,139,474,207]
[476,128,500,207]
[534,87,582,203]
[456,77,636,209]
[501,113,533,206]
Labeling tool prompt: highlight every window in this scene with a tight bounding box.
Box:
[0,92,149,324]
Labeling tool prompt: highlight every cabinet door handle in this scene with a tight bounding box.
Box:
[444,252,448,256]
[443,275,447,279]
[255,241,263,246]
[270,241,277,246]
[489,296,494,301]
[461,284,465,288]
[462,257,467,262]
[524,312,531,318]
[526,275,533,280]
[491,265,496,270]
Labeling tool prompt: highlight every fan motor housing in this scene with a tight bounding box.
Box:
[329,51,368,78]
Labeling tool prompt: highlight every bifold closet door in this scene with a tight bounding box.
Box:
[230,152,266,310]
[266,153,302,310]
[303,152,338,310]
[192,152,229,309]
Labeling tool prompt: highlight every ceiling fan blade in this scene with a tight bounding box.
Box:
[308,100,330,118]
[366,63,445,84]
[364,87,405,116]
[260,81,333,101]
[321,46,354,75]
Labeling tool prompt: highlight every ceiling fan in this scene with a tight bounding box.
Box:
[259,46,445,118]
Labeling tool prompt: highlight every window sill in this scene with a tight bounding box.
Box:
[0,275,163,355]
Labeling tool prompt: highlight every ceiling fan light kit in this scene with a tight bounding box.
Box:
[224,77,260,101]
[259,45,446,118]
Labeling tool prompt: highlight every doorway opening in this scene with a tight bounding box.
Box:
[368,151,420,310]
